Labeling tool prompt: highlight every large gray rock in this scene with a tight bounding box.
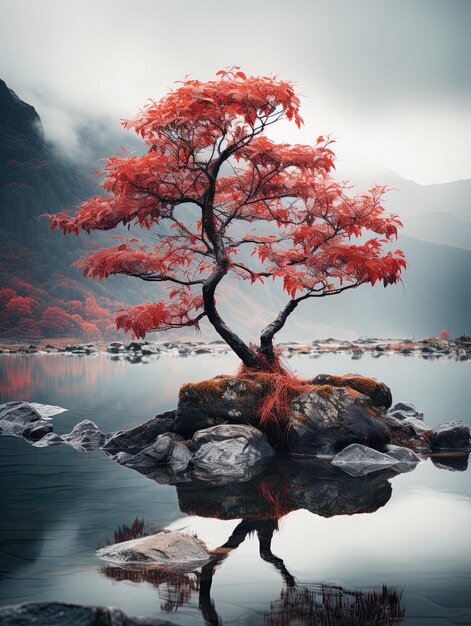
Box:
[288,387,392,456]
[103,410,176,455]
[175,376,264,436]
[0,602,173,625]
[96,531,210,569]
[62,420,105,451]
[0,401,52,441]
[431,421,471,450]
[190,424,275,481]
[332,444,400,476]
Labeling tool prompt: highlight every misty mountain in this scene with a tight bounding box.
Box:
[0,79,469,341]
[0,79,155,341]
[335,164,471,250]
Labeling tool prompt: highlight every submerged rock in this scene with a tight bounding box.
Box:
[332,443,400,476]
[430,421,471,450]
[0,602,174,625]
[61,420,105,451]
[96,530,210,569]
[0,401,52,441]
[289,387,391,455]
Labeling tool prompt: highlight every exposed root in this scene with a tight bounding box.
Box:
[237,350,314,443]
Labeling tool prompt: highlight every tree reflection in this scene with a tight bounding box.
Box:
[99,459,405,624]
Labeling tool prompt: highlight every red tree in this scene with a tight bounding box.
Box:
[48,68,406,369]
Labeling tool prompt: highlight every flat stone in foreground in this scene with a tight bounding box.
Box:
[96,530,210,569]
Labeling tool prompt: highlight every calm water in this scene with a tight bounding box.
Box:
[0,352,470,625]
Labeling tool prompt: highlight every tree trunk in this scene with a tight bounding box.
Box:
[259,300,298,364]
[202,264,260,369]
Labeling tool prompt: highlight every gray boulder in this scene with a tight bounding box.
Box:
[332,444,400,476]
[288,387,391,456]
[0,602,174,625]
[431,421,471,450]
[0,401,52,441]
[103,410,176,455]
[96,531,210,570]
[190,424,275,480]
[62,420,105,451]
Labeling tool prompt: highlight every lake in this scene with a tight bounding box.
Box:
[0,351,470,625]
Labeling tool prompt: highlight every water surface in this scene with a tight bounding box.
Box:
[0,352,470,625]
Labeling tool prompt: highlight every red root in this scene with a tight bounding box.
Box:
[237,350,314,441]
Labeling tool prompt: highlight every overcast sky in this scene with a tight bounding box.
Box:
[1,0,469,185]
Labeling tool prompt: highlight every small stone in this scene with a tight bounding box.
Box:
[383,444,421,470]
[402,417,430,434]
[332,443,399,476]
[62,420,105,451]
[431,421,471,450]
[169,445,192,473]
[31,432,64,447]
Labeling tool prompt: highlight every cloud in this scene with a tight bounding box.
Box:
[0,0,470,183]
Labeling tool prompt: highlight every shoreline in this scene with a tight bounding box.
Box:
[0,336,470,361]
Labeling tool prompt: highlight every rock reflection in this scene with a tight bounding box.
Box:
[100,459,405,624]
[176,457,393,520]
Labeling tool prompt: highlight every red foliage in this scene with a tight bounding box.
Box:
[439,328,451,340]
[47,68,406,350]
[0,279,121,341]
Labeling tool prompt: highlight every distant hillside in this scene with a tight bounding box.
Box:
[0,79,153,340]
[0,79,469,342]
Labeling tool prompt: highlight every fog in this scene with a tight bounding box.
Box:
[0,0,470,184]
